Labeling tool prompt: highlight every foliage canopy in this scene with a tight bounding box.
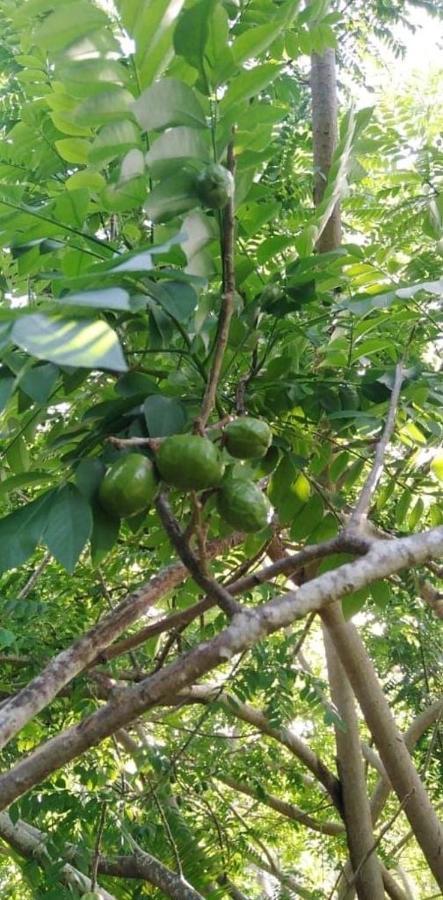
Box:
[0,0,442,898]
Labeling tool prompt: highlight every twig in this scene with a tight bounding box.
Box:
[342,790,414,898]
[155,493,241,618]
[107,436,162,451]
[104,534,361,662]
[17,551,51,601]
[349,363,404,528]
[196,139,236,431]
[90,802,107,891]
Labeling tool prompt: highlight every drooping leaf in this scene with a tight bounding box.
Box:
[43,484,93,572]
[144,395,188,437]
[90,503,120,566]
[116,0,186,88]
[19,363,59,404]
[12,315,127,372]
[0,492,54,573]
[133,79,207,132]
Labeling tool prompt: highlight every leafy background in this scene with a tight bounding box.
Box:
[0,0,442,896]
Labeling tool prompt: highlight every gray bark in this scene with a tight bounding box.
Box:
[0,528,441,814]
[324,607,443,889]
[311,48,342,251]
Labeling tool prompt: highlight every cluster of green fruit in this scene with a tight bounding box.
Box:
[98,418,273,533]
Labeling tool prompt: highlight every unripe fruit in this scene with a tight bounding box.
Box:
[217,479,272,532]
[98,453,158,519]
[224,417,272,459]
[156,435,225,490]
[195,164,234,209]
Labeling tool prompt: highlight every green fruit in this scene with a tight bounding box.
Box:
[156,435,225,490]
[217,479,272,532]
[224,417,272,459]
[98,453,158,519]
[195,163,234,209]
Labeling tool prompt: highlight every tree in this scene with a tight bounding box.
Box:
[0,0,442,897]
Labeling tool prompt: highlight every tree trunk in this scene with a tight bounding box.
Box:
[309,21,384,897]
[311,47,342,251]
[323,617,385,898]
[324,607,443,889]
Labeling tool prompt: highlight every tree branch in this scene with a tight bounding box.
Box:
[181,683,341,810]
[0,531,242,752]
[155,493,241,617]
[196,140,236,430]
[105,534,354,662]
[0,812,116,900]
[216,773,343,836]
[321,608,384,898]
[323,605,443,888]
[349,363,403,528]
[0,526,441,816]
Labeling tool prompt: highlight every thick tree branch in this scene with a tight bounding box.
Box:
[97,853,204,900]
[216,773,343,836]
[105,534,353,662]
[323,606,443,888]
[322,612,384,899]
[0,527,441,815]
[0,531,241,752]
[370,698,443,824]
[0,812,116,900]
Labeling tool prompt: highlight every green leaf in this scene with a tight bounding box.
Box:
[0,372,15,412]
[144,395,187,437]
[408,497,424,531]
[43,485,93,572]
[0,492,53,573]
[6,435,30,474]
[145,173,199,223]
[55,138,90,165]
[174,0,216,82]
[33,1,109,51]
[290,494,324,540]
[12,315,127,372]
[0,472,53,499]
[342,586,370,620]
[395,489,412,528]
[58,288,132,311]
[220,64,281,112]
[91,503,120,566]
[146,281,198,322]
[133,79,206,131]
[89,120,141,165]
[232,3,298,65]
[0,629,17,649]
[371,580,391,610]
[74,90,135,127]
[75,459,105,501]
[146,127,210,178]
[20,363,59,404]
[116,0,186,89]
[100,176,147,213]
